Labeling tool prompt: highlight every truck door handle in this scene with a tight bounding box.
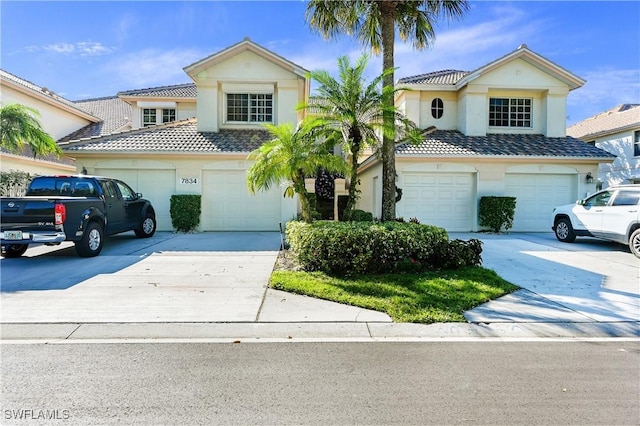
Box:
[108,203,113,208]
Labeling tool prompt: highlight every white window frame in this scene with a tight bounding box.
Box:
[489,97,532,128]
[142,108,177,127]
[225,93,274,124]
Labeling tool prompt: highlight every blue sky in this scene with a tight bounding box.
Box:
[1,1,638,125]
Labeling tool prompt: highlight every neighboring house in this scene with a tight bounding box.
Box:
[61,38,307,231]
[358,44,614,231]
[0,69,88,174]
[59,40,614,233]
[567,104,640,189]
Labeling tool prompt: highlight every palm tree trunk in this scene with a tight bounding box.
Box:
[344,140,361,220]
[295,170,313,223]
[378,1,397,222]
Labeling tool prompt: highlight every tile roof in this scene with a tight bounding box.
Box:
[61,118,271,154]
[59,96,132,142]
[0,69,99,120]
[118,83,197,98]
[397,70,469,85]
[567,104,640,140]
[395,129,616,159]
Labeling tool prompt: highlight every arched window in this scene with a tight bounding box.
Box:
[431,98,444,119]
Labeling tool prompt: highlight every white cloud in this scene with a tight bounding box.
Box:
[21,41,116,56]
[103,48,205,88]
[568,68,640,122]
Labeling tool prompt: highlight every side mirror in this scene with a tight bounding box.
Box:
[576,199,585,206]
[136,193,143,199]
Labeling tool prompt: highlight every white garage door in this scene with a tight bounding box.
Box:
[202,171,281,231]
[505,173,576,231]
[96,168,175,231]
[399,173,474,231]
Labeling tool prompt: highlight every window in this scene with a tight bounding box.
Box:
[143,109,157,127]
[162,108,176,123]
[584,190,614,207]
[634,130,640,157]
[431,98,444,119]
[226,93,273,123]
[489,98,531,128]
[612,190,640,206]
[115,180,137,201]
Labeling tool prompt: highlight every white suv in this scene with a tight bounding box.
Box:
[551,185,640,258]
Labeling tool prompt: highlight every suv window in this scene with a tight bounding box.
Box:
[611,190,640,206]
[584,190,615,207]
[114,180,137,201]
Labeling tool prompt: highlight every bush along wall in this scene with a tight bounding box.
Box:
[170,194,201,232]
[478,196,517,233]
[286,220,482,275]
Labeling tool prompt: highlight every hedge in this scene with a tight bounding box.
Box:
[285,220,482,275]
[170,194,201,232]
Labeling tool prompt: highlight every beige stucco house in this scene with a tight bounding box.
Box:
[0,70,86,175]
[358,45,615,231]
[51,39,614,233]
[62,38,307,231]
[567,104,640,189]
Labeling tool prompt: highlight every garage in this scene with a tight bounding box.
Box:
[201,170,282,231]
[505,173,577,231]
[95,168,175,231]
[399,172,475,231]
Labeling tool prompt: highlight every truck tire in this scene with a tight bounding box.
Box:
[629,228,640,258]
[1,244,28,258]
[75,221,104,257]
[554,218,576,243]
[134,213,156,238]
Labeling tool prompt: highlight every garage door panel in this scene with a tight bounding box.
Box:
[96,168,175,231]
[506,173,576,232]
[399,172,474,231]
[202,171,280,231]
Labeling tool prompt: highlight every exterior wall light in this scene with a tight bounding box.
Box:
[586,172,593,183]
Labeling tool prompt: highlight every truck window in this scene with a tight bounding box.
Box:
[115,181,137,201]
[99,181,119,199]
[27,177,73,196]
[72,181,96,197]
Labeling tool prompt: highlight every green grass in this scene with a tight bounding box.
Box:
[270,267,519,323]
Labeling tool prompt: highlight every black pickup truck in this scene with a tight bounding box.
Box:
[1,175,156,258]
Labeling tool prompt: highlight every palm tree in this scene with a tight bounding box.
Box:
[306,0,469,221]
[302,54,420,220]
[247,118,346,223]
[0,104,62,158]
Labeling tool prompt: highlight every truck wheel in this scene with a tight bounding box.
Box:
[75,221,104,257]
[134,213,156,238]
[629,229,640,258]
[554,218,576,243]
[1,244,28,258]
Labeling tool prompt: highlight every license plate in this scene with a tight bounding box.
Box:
[4,230,23,240]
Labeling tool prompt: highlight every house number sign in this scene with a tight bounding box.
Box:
[181,178,198,184]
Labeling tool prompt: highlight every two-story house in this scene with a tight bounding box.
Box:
[567,104,640,189]
[62,38,307,231]
[59,39,613,233]
[358,44,614,231]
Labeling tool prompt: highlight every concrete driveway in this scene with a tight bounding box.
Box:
[453,232,640,324]
[1,231,638,329]
[0,232,283,323]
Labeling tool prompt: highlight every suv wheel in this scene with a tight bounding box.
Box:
[134,213,156,238]
[629,229,640,258]
[554,218,576,243]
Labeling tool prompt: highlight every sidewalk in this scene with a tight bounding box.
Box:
[1,232,638,342]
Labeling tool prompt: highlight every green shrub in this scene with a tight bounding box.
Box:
[478,196,517,233]
[0,170,34,197]
[170,194,201,232]
[347,209,373,222]
[286,220,481,275]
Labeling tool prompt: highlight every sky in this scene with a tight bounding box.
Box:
[1,1,639,126]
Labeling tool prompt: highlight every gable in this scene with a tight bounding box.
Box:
[470,58,571,92]
[198,49,302,83]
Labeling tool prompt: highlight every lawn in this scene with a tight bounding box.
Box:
[270,265,519,323]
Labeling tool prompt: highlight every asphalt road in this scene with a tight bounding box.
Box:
[2,341,638,425]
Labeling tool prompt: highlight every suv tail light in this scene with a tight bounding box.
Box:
[54,203,66,225]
